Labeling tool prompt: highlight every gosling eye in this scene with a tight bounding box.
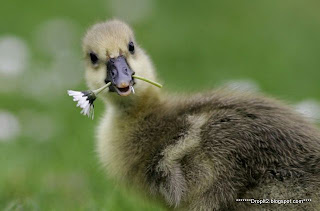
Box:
[128,42,135,54]
[89,52,99,65]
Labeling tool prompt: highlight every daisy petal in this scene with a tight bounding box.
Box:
[68,89,96,119]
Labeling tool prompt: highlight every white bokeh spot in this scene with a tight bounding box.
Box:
[108,0,155,24]
[0,110,21,142]
[34,18,79,56]
[19,110,60,142]
[21,51,83,102]
[295,99,320,123]
[221,79,260,93]
[0,36,29,77]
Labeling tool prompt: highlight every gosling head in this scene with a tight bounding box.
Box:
[83,19,158,105]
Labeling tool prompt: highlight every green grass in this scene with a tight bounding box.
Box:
[0,0,320,210]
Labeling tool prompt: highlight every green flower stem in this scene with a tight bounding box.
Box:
[93,82,111,95]
[132,75,163,88]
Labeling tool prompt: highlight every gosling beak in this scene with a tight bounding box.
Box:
[105,56,134,96]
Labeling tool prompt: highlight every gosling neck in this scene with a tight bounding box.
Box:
[105,86,161,118]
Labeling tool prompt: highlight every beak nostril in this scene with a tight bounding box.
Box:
[111,69,117,77]
[123,68,129,75]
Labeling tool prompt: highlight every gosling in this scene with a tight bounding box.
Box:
[82,19,320,211]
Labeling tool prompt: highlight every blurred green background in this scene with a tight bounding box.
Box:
[0,0,319,210]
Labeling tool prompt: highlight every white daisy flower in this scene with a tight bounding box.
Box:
[67,82,111,119]
[67,75,162,120]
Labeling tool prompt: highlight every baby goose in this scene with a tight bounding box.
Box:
[82,19,320,210]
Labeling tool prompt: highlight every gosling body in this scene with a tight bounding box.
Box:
[83,19,320,210]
